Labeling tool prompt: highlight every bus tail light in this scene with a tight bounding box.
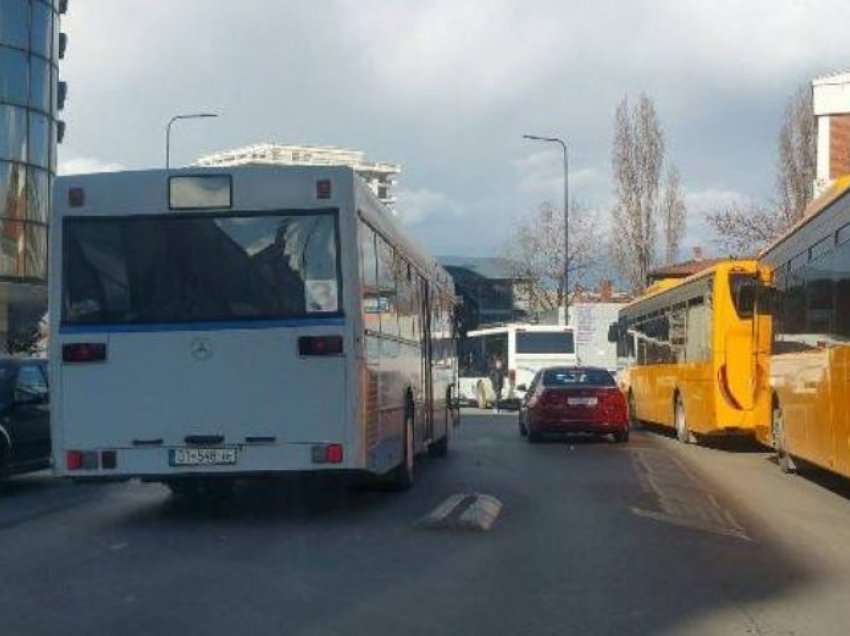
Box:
[66,450,98,470]
[101,450,117,470]
[63,342,107,363]
[299,335,343,356]
[311,443,343,464]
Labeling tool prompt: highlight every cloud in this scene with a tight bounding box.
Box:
[57,0,850,265]
[58,157,126,175]
[395,187,464,226]
[513,149,602,205]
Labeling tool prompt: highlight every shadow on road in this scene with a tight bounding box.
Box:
[0,471,60,498]
[765,454,850,501]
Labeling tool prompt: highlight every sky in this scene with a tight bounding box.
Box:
[58,0,850,278]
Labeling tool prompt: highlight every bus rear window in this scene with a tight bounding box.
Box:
[62,211,341,325]
[730,274,756,319]
[515,331,575,354]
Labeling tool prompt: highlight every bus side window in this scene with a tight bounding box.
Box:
[358,221,380,332]
[376,236,399,338]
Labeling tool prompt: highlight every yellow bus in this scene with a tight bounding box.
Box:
[759,177,850,474]
[611,260,772,443]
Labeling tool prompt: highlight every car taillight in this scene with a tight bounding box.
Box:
[63,342,107,363]
[598,390,628,422]
[298,335,343,356]
[539,390,564,407]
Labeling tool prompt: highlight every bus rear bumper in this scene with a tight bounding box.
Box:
[54,443,362,479]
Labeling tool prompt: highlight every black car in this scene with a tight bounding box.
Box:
[0,358,50,476]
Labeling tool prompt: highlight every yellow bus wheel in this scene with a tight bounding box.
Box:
[674,393,696,444]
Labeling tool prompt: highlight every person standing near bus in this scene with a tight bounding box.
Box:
[489,354,505,413]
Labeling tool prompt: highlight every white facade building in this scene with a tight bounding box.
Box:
[195,144,401,206]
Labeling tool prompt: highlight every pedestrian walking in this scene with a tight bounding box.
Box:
[489,354,505,413]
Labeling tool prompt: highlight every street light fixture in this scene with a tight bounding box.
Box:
[166,113,219,169]
[522,134,569,324]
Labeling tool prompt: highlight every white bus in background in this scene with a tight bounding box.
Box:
[457,324,576,408]
[50,165,458,496]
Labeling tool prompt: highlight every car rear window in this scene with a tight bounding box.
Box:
[543,368,616,387]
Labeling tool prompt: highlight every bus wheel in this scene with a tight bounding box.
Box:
[429,399,449,458]
[389,411,415,490]
[628,391,640,429]
[674,393,696,444]
[772,400,796,474]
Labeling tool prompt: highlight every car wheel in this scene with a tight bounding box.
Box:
[772,399,796,474]
[674,393,696,444]
[613,427,630,443]
[526,424,541,443]
[518,412,527,436]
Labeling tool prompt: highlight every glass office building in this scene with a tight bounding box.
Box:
[0,0,66,353]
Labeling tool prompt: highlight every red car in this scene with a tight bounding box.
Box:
[518,367,629,443]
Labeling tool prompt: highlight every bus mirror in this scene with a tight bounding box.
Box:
[607,323,619,343]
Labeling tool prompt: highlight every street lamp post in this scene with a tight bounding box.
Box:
[523,134,569,324]
[166,113,219,169]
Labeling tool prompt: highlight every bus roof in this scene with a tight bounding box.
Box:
[759,175,850,267]
[466,324,574,338]
[619,258,759,320]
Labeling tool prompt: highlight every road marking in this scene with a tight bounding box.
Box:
[631,449,750,541]
[420,493,503,531]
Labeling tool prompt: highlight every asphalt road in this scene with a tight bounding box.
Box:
[3,411,850,635]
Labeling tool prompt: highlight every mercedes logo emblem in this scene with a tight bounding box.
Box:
[190,337,213,361]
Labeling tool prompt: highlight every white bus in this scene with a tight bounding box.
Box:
[49,166,458,494]
[457,324,576,408]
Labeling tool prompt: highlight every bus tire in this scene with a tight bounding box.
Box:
[772,398,796,474]
[429,394,450,458]
[674,392,696,444]
[628,391,641,429]
[389,410,415,491]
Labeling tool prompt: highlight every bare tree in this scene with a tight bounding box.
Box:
[610,94,673,290]
[708,86,816,254]
[505,200,599,316]
[707,202,783,255]
[777,86,817,221]
[661,165,687,264]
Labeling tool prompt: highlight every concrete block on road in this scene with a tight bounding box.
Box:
[419,492,503,531]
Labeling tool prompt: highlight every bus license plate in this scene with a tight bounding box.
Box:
[568,397,598,406]
[170,448,237,467]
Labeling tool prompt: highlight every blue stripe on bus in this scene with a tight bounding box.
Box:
[58,317,346,334]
